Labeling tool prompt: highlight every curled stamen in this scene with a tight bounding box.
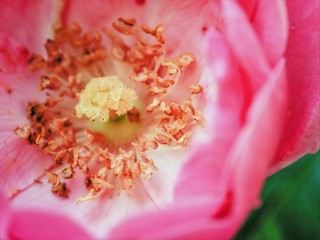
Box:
[176,52,195,67]
[51,183,69,198]
[142,24,165,44]
[14,125,31,139]
[46,170,60,186]
[39,75,61,91]
[189,84,203,94]
[113,18,137,35]
[155,133,172,145]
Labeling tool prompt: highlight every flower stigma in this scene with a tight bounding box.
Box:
[75,76,144,143]
[75,76,137,123]
[14,18,206,203]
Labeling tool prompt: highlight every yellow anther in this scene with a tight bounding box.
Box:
[75,76,137,122]
[177,52,194,67]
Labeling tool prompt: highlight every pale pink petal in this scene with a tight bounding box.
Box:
[142,147,189,208]
[62,0,221,99]
[60,0,145,30]
[0,33,50,196]
[61,0,222,68]
[0,32,45,97]
[251,0,289,66]
[0,0,60,54]
[141,0,222,55]
[0,32,30,75]
[0,139,51,197]
[108,197,219,239]
[61,0,219,43]
[0,77,51,197]
[11,177,158,239]
[145,1,222,103]
[222,0,270,91]
[275,0,320,164]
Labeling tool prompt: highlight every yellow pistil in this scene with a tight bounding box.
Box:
[75,76,137,122]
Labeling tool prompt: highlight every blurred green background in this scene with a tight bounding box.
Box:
[235,151,320,240]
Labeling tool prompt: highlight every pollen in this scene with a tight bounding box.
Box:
[75,76,137,122]
[14,18,206,202]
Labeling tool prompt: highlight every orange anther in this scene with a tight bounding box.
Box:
[155,133,172,145]
[177,52,195,67]
[146,98,161,112]
[46,170,60,186]
[177,131,192,147]
[189,84,203,94]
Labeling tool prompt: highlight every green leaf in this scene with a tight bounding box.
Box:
[234,151,320,239]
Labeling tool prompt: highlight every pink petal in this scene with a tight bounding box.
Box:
[0,139,51,197]
[0,0,60,54]
[0,191,92,239]
[11,176,158,239]
[61,0,220,57]
[225,59,287,223]
[0,32,30,75]
[108,197,219,239]
[274,0,320,165]
[175,29,244,199]
[61,0,221,96]
[222,0,270,91]
[168,31,287,239]
[181,60,287,240]
[0,33,50,196]
[0,191,10,240]
[142,0,221,55]
[0,32,45,98]
[251,0,289,66]
[8,209,92,240]
[60,0,145,30]
[212,58,287,240]
[237,0,257,19]
[142,147,188,208]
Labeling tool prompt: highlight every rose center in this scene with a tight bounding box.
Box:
[75,75,143,143]
[14,18,206,202]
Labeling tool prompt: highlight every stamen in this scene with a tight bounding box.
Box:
[141,24,165,44]
[155,133,172,145]
[176,52,194,67]
[14,125,31,139]
[113,18,137,35]
[46,170,60,186]
[51,183,69,198]
[189,84,203,94]
[14,18,206,202]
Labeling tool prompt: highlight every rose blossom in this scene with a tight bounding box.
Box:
[0,0,319,239]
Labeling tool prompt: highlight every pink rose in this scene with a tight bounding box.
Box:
[0,0,319,239]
